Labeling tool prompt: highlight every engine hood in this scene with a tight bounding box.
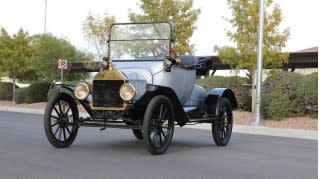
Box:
[120,69,152,84]
[114,60,164,84]
[119,70,149,101]
[116,62,158,101]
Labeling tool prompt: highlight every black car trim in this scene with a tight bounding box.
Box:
[205,88,237,116]
[50,83,95,117]
[134,85,188,126]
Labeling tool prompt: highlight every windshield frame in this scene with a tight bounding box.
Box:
[108,22,173,61]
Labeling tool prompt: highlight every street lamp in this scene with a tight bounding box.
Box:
[252,0,264,126]
[44,0,47,33]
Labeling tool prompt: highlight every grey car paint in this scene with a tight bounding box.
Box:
[184,84,207,107]
[115,60,200,105]
[153,67,195,104]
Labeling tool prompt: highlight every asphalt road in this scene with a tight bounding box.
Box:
[0,111,317,179]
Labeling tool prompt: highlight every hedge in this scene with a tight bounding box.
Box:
[298,72,318,116]
[3,80,92,104]
[196,76,251,111]
[24,81,51,103]
[262,72,318,120]
[0,82,19,100]
[14,87,28,104]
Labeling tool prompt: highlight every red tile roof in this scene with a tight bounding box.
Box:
[295,46,318,53]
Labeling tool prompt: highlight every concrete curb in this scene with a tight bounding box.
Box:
[185,123,318,140]
[0,106,317,140]
[0,106,45,115]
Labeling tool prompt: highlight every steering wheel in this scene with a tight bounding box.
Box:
[151,43,167,59]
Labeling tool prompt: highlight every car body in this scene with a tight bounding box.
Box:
[44,22,237,155]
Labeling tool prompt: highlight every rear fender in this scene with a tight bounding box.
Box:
[205,88,237,116]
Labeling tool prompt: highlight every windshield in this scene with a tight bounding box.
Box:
[109,22,171,60]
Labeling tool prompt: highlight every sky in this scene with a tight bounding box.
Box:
[0,0,319,57]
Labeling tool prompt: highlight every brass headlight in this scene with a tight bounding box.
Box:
[119,83,136,101]
[74,83,89,100]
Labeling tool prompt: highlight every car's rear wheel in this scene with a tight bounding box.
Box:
[212,97,233,146]
[44,92,79,148]
[132,129,143,140]
[143,95,174,155]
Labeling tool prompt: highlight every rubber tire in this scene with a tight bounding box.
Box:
[44,92,79,148]
[212,97,233,146]
[143,95,175,155]
[132,129,143,140]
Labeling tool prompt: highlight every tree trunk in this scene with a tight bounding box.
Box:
[12,76,16,104]
[251,71,256,113]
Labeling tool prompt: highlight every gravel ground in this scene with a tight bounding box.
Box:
[0,100,317,130]
[233,111,318,130]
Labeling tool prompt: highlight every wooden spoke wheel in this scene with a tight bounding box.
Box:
[212,97,233,146]
[143,95,175,155]
[44,93,79,148]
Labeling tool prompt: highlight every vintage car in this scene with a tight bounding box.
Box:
[44,22,237,155]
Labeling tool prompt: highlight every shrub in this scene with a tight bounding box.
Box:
[262,72,318,120]
[14,87,28,104]
[0,82,19,100]
[262,88,294,120]
[24,81,51,103]
[298,72,318,117]
[196,76,251,111]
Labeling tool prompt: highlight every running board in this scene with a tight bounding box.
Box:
[78,117,142,129]
[79,122,143,129]
[188,118,215,123]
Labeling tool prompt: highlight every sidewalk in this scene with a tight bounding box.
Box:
[0,105,317,140]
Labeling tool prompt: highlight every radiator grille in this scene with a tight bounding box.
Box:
[93,80,124,108]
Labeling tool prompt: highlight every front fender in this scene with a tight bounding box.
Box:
[205,88,237,116]
[50,82,94,117]
[50,82,75,95]
[134,85,188,126]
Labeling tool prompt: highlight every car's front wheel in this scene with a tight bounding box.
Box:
[212,97,233,146]
[44,92,79,148]
[143,95,174,155]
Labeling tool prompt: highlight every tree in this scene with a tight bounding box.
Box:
[82,12,116,60]
[215,0,290,72]
[214,0,290,112]
[129,0,201,55]
[0,28,34,102]
[31,33,92,81]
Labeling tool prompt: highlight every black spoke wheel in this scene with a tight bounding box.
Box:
[212,97,233,146]
[44,92,79,148]
[143,95,174,155]
[132,129,143,140]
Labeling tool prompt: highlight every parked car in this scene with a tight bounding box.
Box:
[44,22,237,155]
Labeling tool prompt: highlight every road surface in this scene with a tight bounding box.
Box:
[0,111,317,179]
